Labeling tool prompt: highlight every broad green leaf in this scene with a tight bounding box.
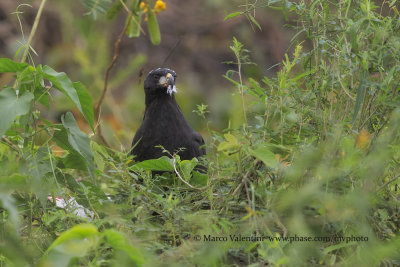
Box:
[130,156,174,171]
[224,12,242,21]
[52,112,95,179]
[147,9,161,45]
[180,158,198,181]
[62,153,88,171]
[248,145,279,168]
[218,133,240,152]
[0,58,29,73]
[73,82,94,131]
[127,13,142,38]
[93,151,105,171]
[45,224,98,253]
[41,66,94,129]
[30,147,53,207]
[191,171,208,186]
[41,65,81,107]
[62,112,95,177]
[53,127,77,152]
[104,229,145,266]
[0,87,34,136]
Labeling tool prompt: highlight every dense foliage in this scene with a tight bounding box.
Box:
[1,0,399,266]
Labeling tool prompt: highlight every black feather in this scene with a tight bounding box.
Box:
[131,68,206,169]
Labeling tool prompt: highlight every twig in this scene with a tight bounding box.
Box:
[94,15,132,147]
[161,38,182,67]
[376,174,400,192]
[20,0,47,64]
[118,0,146,35]
[337,73,355,101]
[274,214,287,238]
[1,137,19,152]
[96,122,112,148]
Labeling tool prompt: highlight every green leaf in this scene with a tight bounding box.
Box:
[104,229,145,266]
[53,112,95,179]
[41,65,81,108]
[81,0,111,19]
[55,172,89,207]
[247,14,262,30]
[0,58,29,73]
[127,13,142,38]
[73,82,95,131]
[106,0,123,20]
[147,9,161,45]
[62,112,95,175]
[62,153,88,171]
[323,242,357,254]
[351,71,367,126]
[223,75,240,87]
[0,193,19,229]
[45,224,99,253]
[130,156,174,171]
[41,66,94,130]
[248,145,279,168]
[292,68,316,82]
[0,87,34,136]
[191,171,208,186]
[218,133,240,152]
[180,158,198,181]
[224,11,242,21]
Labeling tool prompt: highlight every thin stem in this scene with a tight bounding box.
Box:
[95,15,131,118]
[237,57,248,130]
[118,0,146,35]
[20,0,47,64]
[173,156,208,190]
[94,15,131,148]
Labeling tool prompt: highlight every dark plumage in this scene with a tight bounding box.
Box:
[131,68,206,166]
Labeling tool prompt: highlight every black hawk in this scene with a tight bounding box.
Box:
[131,68,206,166]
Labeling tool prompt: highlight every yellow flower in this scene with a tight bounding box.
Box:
[139,2,147,9]
[154,0,166,14]
[140,0,166,23]
[355,128,371,150]
[154,0,166,11]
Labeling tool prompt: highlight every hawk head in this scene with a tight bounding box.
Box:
[144,68,177,96]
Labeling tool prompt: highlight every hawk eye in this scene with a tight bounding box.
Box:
[153,74,161,80]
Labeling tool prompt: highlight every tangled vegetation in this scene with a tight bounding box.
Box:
[1,0,400,266]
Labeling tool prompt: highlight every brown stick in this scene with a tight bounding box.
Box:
[1,137,19,152]
[94,15,132,147]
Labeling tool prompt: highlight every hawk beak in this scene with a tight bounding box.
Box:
[166,73,174,86]
[164,73,177,95]
[159,73,174,86]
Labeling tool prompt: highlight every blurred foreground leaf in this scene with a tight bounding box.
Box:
[0,87,34,136]
[130,156,174,171]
